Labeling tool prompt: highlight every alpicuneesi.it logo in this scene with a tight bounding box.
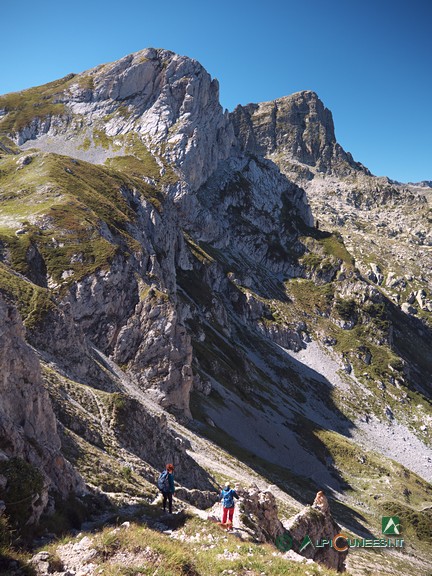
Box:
[382,516,401,535]
[275,517,404,553]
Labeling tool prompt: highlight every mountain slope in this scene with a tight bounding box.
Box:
[0,48,431,575]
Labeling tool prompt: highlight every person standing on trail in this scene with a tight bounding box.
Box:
[219,482,239,529]
[158,463,175,514]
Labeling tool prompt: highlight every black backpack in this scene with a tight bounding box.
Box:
[157,470,169,492]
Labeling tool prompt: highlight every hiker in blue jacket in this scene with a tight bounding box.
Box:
[161,463,175,514]
[219,482,239,528]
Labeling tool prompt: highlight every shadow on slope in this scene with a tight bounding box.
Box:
[387,300,432,399]
[190,399,375,540]
[185,314,381,538]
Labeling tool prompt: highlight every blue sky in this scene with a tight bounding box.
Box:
[1,0,431,183]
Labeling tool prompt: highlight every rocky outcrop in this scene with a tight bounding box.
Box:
[207,485,285,543]
[283,501,348,572]
[257,321,304,352]
[239,486,285,542]
[0,295,84,524]
[14,48,235,192]
[174,487,218,509]
[206,486,346,572]
[231,91,366,177]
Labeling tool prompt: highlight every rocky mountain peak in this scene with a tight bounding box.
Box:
[3,47,234,192]
[231,90,368,178]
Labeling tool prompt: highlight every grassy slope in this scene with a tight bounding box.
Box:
[0,149,165,324]
[2,514,345,576]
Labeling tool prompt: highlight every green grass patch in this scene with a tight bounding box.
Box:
[107,154,156,178]
[332,324,401,380]
[93,128,111,149]
[0,151,165,288]
[0,135,20,156]
[61,429,153,498]
[380,501,432,543]
[89,517,340,576]
[76,75,94,91]
[335,298,356,321]
[299,231,355,275]
[314,429,432,508]
[105,133,177,186]
[320,232,355,266]
[0,74,77,133]
[313,429,389,480]
[301,252,322,268]
[0,263,54,329]
[79,136,91,151]
[287,278,334,313]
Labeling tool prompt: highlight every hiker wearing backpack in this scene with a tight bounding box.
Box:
[157,463,175,513]
[219,482,239,529]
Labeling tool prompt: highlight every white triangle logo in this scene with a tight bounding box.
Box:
[383,518,400,535]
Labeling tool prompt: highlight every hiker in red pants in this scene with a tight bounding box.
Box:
[219,482,239,529]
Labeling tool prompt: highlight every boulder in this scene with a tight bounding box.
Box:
[239,486,285,542]
[401,302,417,315]
[174,488,219,509]
[283,493,348,572]
[416,289,427,309]
[370,264,384,285]
[207,485,285,542]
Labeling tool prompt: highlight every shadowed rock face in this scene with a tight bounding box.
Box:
[0,295,84,524]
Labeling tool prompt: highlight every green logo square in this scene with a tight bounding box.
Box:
[382,516,401,535]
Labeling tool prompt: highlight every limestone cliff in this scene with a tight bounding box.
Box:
[0,295,84,525]
[8,48,234,192]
